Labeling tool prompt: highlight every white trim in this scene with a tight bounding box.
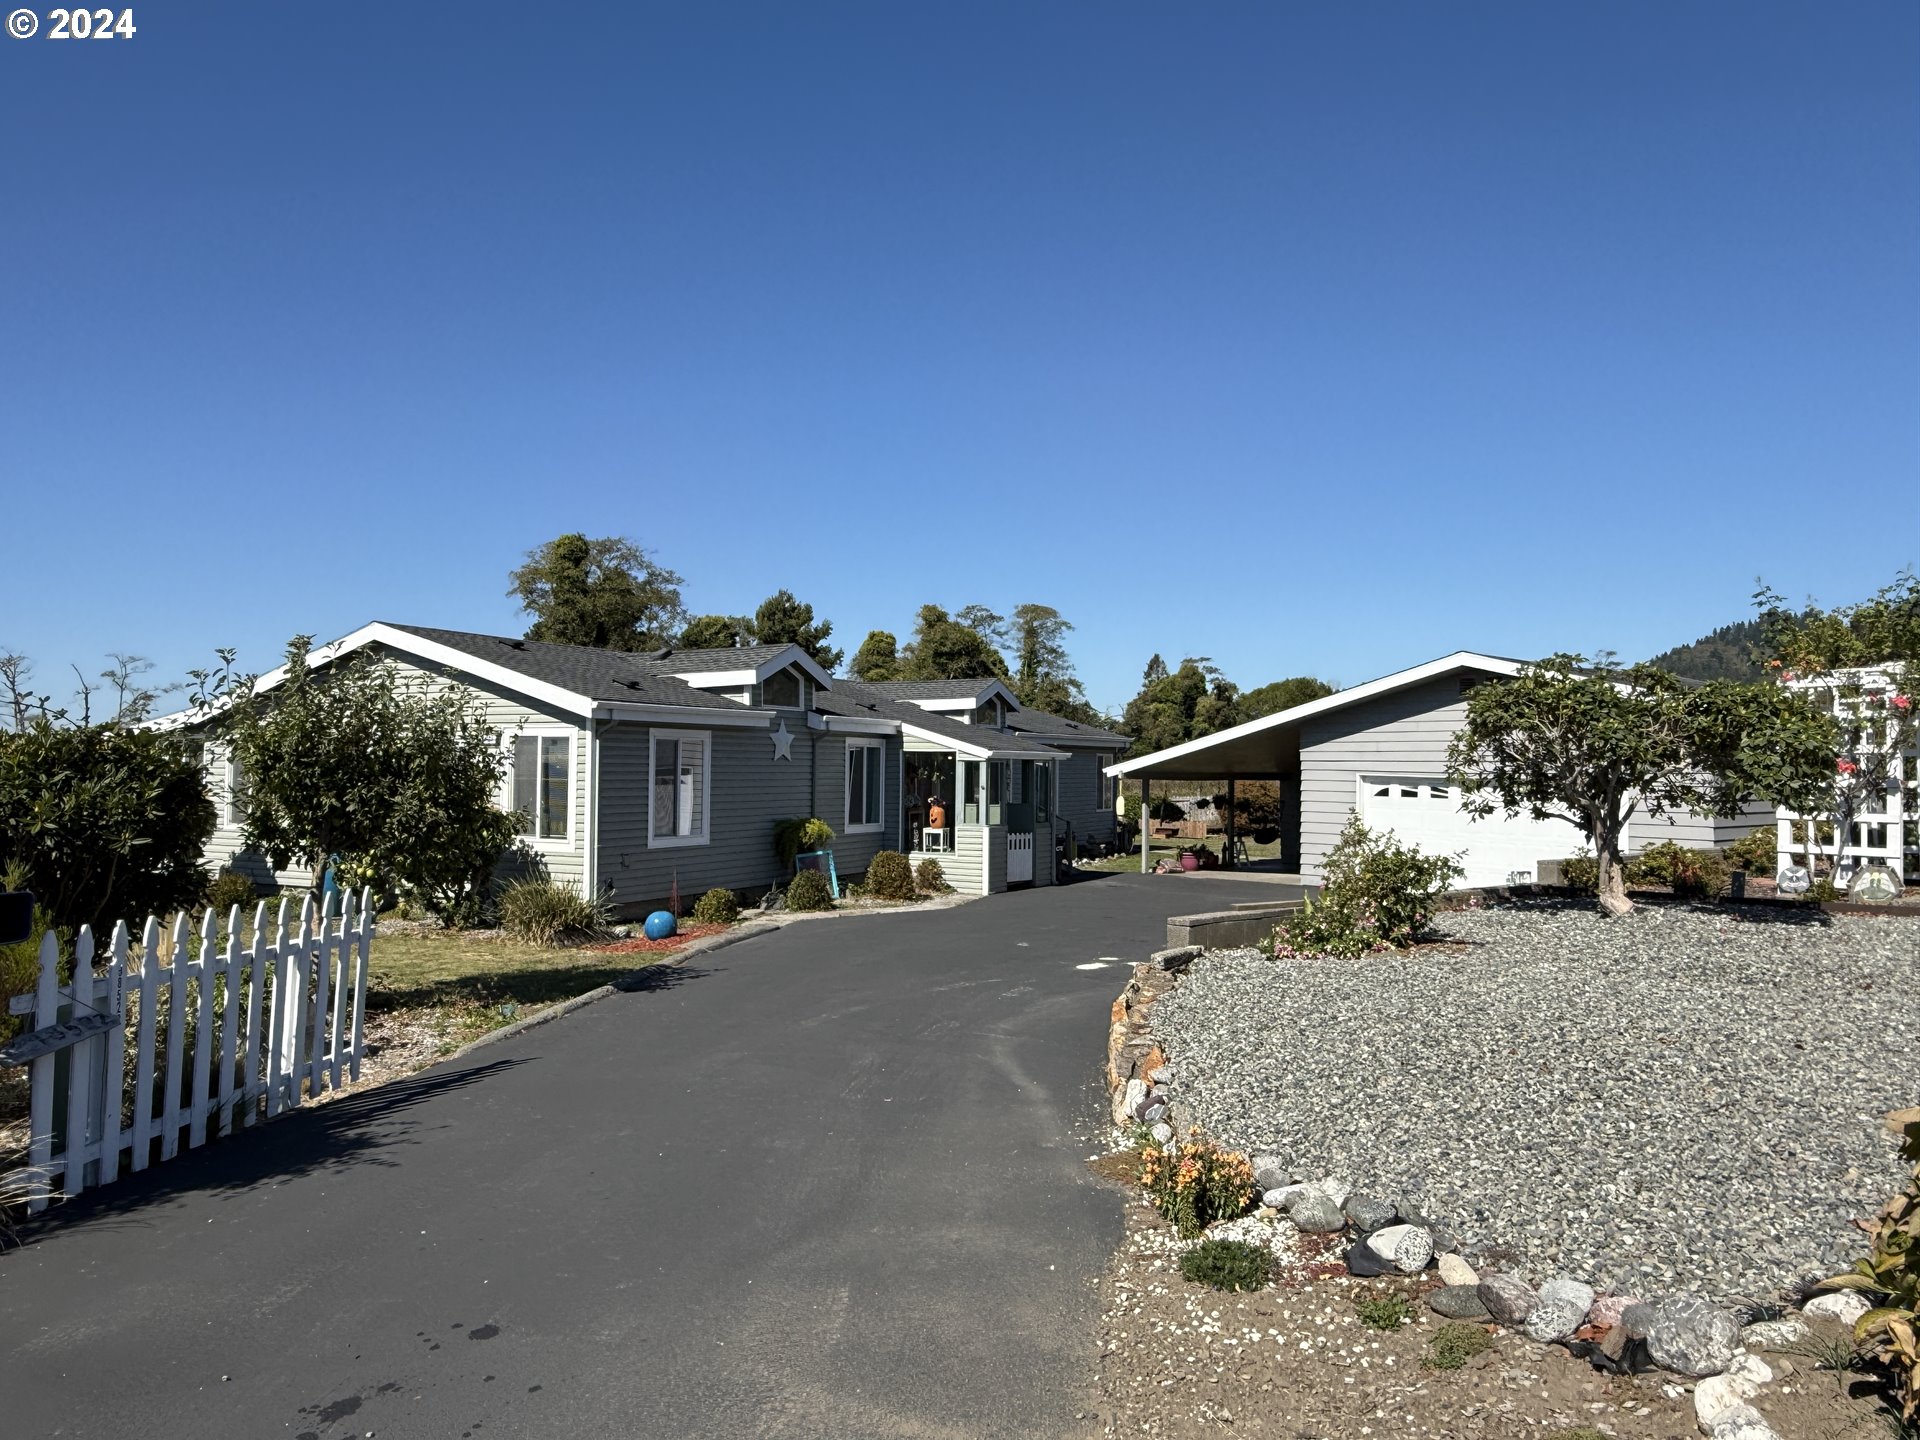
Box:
[817,714,899,736]
[223,753,247,829]
[646,728,712,849]
[894,680,1021,714]
[1105,651,1529,777]
[583,721,602,898]
[503,725,578,849]
[667,644,835,692]
[898,719,1060,761]
[845,739,885,834]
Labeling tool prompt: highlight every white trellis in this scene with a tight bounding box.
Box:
[1774,668,1919,888]
[2,889,373,1213]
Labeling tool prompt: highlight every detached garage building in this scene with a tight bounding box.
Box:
[1105,651,1770,888]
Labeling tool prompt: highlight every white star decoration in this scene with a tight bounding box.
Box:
[770,720,795,761]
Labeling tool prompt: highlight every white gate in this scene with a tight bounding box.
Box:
[1006,832,1035,884]
[2,888,373,1213]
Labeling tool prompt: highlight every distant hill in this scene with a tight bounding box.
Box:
[1646,619,1765,683]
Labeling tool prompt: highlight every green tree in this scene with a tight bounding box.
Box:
[898,605,1009,681]
[1120,655,1238,755]
[219,637,521,921]
[1008,603,1104,723]
[1241,676,1335,719]
[508,533,686,651]
[0,719,216,935]
[1447,654,1835,916]
[750,589,843,671]
[679,614,750,650]
[848,630,900,681]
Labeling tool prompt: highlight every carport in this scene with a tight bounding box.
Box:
[1103,712,1306,875]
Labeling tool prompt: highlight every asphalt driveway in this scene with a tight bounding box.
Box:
[0,873,1260,1440]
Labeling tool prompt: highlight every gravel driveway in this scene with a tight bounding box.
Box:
[1153,899,1919,1304]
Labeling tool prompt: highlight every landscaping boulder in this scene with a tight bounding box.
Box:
[1289,1194,1347,1234]
[1306,1175,1352,1208]
[1477,1273,1537,1325]
[1150,1122,1174,1145]
[1802,1291,1870,1328]
[1621,1301,1658,1340]
[1263,1184,1311,1211]
[1341,1193,1396,1233]
[1428,1284,1493,1321]
[1362,1223,1433,1274]
[1113,1078,1147,1128]
[1646,1296,1740,1377]
[1707,1404,1781,1440]
[1251,1155,1291,1193]
[1738,1318,1809,1353]
[1524,1277,1595,1343]
[1344,1241,1393,1278]
[1588,1294,1637,1331]
[1436,1253,1478,1288]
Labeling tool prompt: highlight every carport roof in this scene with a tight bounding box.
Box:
[1104,651,1529,781]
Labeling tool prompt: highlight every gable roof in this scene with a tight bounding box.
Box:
[1106,651,1529,781]
[1004,709,1130,748]
[823,681,1065,760]
[385,626,833,692]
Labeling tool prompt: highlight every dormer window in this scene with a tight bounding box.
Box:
[762,670,802,708]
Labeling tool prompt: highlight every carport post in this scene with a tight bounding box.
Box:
[1226,777,1236,869]
[1140,778,1150,874]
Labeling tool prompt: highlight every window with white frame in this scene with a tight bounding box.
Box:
[649,730,710,846]
[508,732,573,842]
[846,740,883,832]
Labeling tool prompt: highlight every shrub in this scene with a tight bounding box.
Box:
[1817,1106,1920,1420]
[205,869,258,915]
[1180,1238,1275,1292]
[785,868,835,912]
[1726,825,1778,874]
[1630,842,1730,900]
[773,817,836,868]
[497,878,610,945]
[0,720,215,936]
[1559,849,1599,894]
[1424,1321,1493,1370]
[864,851,917,902]
[915,858,949,893]
[1353,1288,1415,1331]
[690,887,739,925]
[1269,816,1462,958]
[1138,1131,1256,1239]
[0,862,50,1046]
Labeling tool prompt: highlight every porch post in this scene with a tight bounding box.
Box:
[1140,777,1151,874]
[1226,777,1237,870]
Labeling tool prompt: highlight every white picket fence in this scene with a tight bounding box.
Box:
[3,888,374,1213]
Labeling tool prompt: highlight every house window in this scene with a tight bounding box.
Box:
[846,741,883,832]
[512,734,573,841]
[762,670,801,708]
[649,731,709,846]
[1035,763,1052,823]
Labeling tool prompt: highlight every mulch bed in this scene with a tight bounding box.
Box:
[590,923,728,956]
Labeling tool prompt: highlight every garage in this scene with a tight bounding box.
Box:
[1358,775,1587,888]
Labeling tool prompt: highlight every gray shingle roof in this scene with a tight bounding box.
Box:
[857,679,1002,702]
[1004,710,1130,747]
[381,624,753,709]
[825,680,1065,757]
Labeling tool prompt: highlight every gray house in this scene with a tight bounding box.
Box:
[167,623,1127,914]
[1107,651,1773,888]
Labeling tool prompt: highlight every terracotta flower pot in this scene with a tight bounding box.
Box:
[1179,854,1201,872]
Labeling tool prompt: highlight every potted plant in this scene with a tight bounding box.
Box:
[1178,845,1202,872]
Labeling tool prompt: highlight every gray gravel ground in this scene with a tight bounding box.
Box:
[1153,898,1919,1305]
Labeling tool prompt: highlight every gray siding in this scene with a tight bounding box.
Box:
[1051,746,1122,853]
[1297,676,1466,882]
[985,826,1008,892]
[596,722,900,916]
[1630,799,1776,852]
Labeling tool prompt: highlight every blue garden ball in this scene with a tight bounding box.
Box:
[643,910,677,941]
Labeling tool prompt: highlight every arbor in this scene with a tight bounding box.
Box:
[679,614,751,650]
[848,630,900,681]
[897,605,1008,681]
[1242,676,1335,719]
[750,589,842,671]
[1447,654,1834,916]
[219,637,520,921]
[508,533,686,651]
[0,719,216,934]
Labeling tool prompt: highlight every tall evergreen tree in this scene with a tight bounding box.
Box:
[849,630,900,681]
[898,605,1008,681]
[750,589,843,671]
[678,614,751,650]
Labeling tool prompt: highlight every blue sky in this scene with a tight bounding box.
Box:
[3,2,1914,717]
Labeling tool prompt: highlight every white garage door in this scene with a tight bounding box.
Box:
[1358,777,1586,888]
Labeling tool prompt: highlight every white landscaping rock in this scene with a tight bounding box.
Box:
[1738,1319,1808,1352]
[1707,1403,1781,1440]
[1524,1276,1596,1344]
[1725,1354,1773,1388]
[1307,1176,1352,1208]
[1436,1253,1479,1288]
[1150,1121,1174,1145]
[1802,1292,1870,1328]
[1694,1358,1772,1432]
[1114,1077,1147,1128]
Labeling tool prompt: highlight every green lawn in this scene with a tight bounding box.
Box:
[1078,833,1286,873]
[365,930,661,1015]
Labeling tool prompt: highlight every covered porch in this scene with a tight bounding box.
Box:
[901,734,1064,895]
[1105,719,1302,877]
